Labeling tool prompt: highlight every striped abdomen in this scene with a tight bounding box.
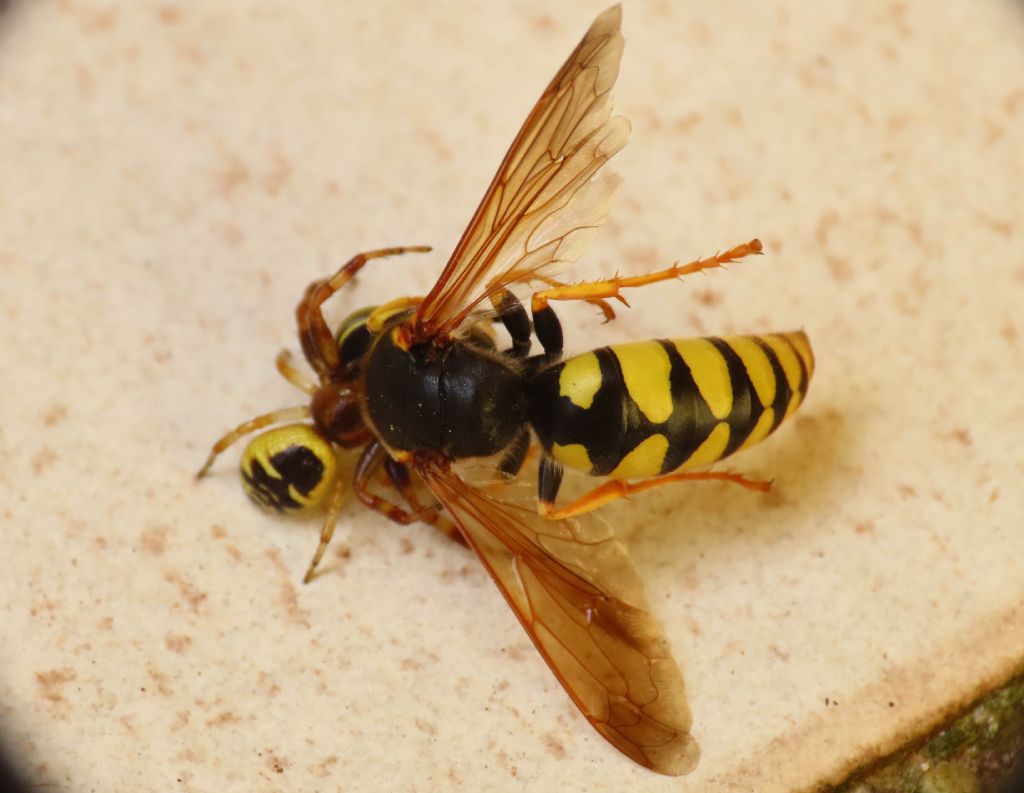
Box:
[526,332,814,478]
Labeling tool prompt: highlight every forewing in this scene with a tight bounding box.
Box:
[417,462,699,776]
[413,5,629,337]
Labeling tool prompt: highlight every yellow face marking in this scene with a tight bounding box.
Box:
[674,338,732,420]
[610,434,669,478]
[727,336,776,409]
[680,422,730,470]
[611,342,673,424]
[558,352,602,410]
[240,424,337,512]
[739,408,776,450]
[552,442,593,473]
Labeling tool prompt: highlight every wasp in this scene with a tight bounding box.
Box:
[197,5,813,775]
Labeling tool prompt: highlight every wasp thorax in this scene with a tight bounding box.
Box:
[240,423,337,513]
[312,383,371,448]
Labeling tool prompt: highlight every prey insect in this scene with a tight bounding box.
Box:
[197,5,813,776]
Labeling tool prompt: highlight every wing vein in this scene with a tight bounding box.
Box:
[411,6,629,339]
[415,460,700,775]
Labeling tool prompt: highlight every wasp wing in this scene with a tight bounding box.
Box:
[416,461,699,775]
[412,5,629,338]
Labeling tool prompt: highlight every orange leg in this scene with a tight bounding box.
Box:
[380,457,464,545]
[541,470,772,520]
[302,472,348,584]
[297,246,431,379]
[275,349,316,394]
[536,275,618,322]
[196,405,310,478]
[303,441,413,583]
[303,445,465,583]
[350,442,425,525]
[530,239,762,314]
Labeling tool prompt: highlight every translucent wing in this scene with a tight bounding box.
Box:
[416,460,699,776]
[411,5,629,339]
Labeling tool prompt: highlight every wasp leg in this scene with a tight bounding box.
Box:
[531,298,565,360]
[530,239,763,317]
[489,289,533,358]
[302,470,348,584]
[196,405,311,478]
[526,276,620,361]
[352,441,426,525]
[297,245,431,378]
[497,429,531,478]
[275,349,316,394]
[466,321,498,351]
[537,456,565,514]
[535,276,617,323]
[382,457,465,545]
[539,469,772,519]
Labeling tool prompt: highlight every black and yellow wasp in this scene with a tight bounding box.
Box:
[197,5,812,776]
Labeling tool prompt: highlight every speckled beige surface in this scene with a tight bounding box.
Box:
[2,1,1023,791]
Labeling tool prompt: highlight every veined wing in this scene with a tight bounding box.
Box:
[416,460,699,775]
[411,5,629,340]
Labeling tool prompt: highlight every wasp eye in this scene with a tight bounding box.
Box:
[240,424,337,513]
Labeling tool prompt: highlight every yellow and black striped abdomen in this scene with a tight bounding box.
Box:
[526,332,813,478]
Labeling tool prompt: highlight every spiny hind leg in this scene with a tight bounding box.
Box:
[196,405,310,478]
[539,468,772,520]
[297,245,431,378]
[530,239,763,316]
[536,276,618,323]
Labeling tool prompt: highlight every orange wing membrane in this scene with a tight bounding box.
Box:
[417,461,700,776]
[411,4,629,340]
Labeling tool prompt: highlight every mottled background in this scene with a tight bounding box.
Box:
[1,1,1022,791]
